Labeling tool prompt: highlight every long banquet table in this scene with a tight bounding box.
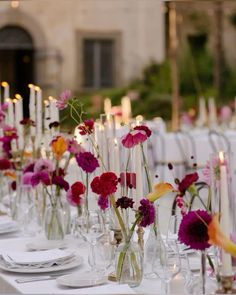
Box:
[0,190,218,295]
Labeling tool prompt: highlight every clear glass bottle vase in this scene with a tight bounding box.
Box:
[44,203,65,240]
[115,238,143,287]
[143,201,162,279]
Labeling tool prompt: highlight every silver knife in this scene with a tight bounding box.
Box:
[15,274,63,284]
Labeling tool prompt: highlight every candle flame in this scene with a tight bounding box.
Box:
[48,96,54,101]
[1,82,8,87]
[28,84,34,88]
[35,86,41,92]
[219,151,225,164]
[12,99,18,104]
[44,100,49,106]
[15,94,22,100]
[114,138,118,146]
[5,98,11,103]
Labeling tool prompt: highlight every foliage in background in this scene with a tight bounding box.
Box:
[61,46,236,128]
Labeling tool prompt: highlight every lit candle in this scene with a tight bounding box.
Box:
[110,138,120,175]
[219,151,233,276]
[15,95,24,149]
[6,98,14,126]
[1,82,10,102]
[29,84,36,136]
[35,86,42,149]
[44,100,50,132]
[104,97,112,115]
[121,96,131,124]
[208,97,217,127]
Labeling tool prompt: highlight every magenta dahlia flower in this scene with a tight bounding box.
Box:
[138,199,155,227]
[76,152,99,173]
[98,195,109,210]
[178,210,212,250]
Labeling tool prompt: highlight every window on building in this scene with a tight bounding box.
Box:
[83,39,114,89]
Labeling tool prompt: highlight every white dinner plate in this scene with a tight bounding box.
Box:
[0,225,19,234]
[57,272,107,288]
[0,255,83,274]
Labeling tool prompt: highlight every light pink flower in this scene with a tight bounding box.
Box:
[34,159,54,173]
[22,172,34,185]
[56,90,71,110]
[220,106,232,123]
[121,130,147,148]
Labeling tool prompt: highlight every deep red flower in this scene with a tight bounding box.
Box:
[20,118,35,126]
[91,172,118,197]
[116,196,134,209]
[122,130,147,148]
[23,162,35,173]
[67,181,85,206]
[76,152,99,173]
[90,176,101,194]
[52,175,69,191]
[178,172,199,194]
[0,158,11,170]
[78,119,94,135]
[134,125,152,137]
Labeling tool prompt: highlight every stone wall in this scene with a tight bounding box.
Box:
[0,0,165,95]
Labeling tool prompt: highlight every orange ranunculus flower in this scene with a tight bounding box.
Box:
[51,136,68,160]
[3,171,16,180]
[208,214,236,257]
[147,183,175,202]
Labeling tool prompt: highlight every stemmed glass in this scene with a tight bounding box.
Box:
[78,210,106,274]
[153,239,181,294]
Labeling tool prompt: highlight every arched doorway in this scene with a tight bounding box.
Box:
[0,25,34,117]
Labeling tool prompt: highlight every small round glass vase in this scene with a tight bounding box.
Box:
[44,204,65,240]
[115,240,143,288]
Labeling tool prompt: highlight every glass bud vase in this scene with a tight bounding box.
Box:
[144,201,161,279]
[44,203,65,240]
[115,240,143,288]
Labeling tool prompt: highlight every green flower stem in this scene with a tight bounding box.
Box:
[64,153,73,174]
[85,173,89,213]
[140,144,152,193]
[110,195,127,239]
[116,215,141,281]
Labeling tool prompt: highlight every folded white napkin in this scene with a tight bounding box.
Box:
[2,249,74,265]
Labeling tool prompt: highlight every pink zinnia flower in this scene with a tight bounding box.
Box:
[1,103,8,111]
[133,125,152,137]
[22,172,34,185]
[178,210,212,250]
[67,139,84,155]
[34,159,54,173]
[56,90,71,110]
[122,130,147,148]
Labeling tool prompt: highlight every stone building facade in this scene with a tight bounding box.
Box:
[0,0,165,98]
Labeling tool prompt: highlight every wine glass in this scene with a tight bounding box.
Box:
[153,239,181,294]
[78,210,106,274]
